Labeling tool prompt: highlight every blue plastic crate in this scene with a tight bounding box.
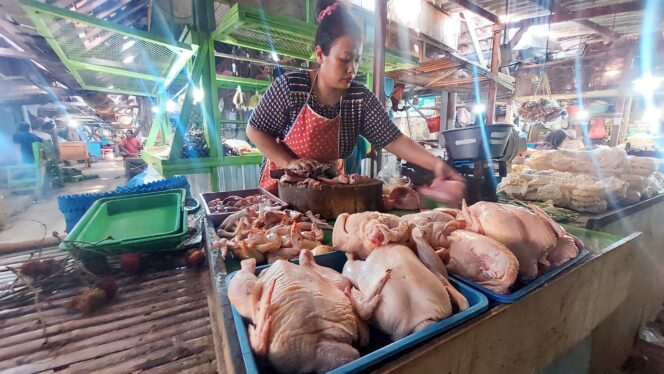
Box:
[226,251,489,374]
[58,176,190,232]
[450,249,589,304]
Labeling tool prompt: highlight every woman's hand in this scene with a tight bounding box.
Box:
[418,158,466,206]
[286,157,320,172]
[433,158,465,182]
[384,136,466,206]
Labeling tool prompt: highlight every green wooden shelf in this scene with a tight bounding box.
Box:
[213,4,419,73]
[20,0,196,97]
[213,4,317,61]
[216,74,270,92]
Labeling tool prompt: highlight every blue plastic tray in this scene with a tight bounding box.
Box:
[226,251,488,373]
[450,249,589,304]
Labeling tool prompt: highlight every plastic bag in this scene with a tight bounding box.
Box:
[377,156,410,188]
[639,322,664,349]
[589,118,608,140]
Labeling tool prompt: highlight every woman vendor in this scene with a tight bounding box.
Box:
[247,0,465,205]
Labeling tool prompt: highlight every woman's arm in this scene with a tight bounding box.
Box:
[246,127,319,170]
[246,126,293,168]
[384,135,463,181]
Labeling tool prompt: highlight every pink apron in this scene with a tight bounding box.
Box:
[259,73,342,194]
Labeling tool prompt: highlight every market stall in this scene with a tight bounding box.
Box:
[2,0,661,373]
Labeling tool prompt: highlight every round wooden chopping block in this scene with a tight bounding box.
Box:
[278,180,383,220]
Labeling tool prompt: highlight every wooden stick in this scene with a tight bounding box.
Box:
[0,236,61,255]
[425,68,460,88]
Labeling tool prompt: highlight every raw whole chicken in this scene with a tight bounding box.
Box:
[455,201,581,280]
[227,250,372,373]
[333,212,409,259]
[343,242,468,341]
[444,230,519,294]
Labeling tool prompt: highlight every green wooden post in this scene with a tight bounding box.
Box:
[168,40,208,161]
[306,0,313,24]
[194,0,222,191]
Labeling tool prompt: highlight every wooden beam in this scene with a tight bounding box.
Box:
[487,26,501,124]
[94,0,137,20]
[543,0,622,41]
[0,47,37,60]
[84,4,148,51]
[446,0,500,24]
[610,46,636,146]
[575,19,621,41]
[509,27,529,49]
[109,2,147,24]
[515,89,620,101]
[0,21,78,90]
[75,0,108,14]
[512,1,644,29]
[424,0,452,17]
[461,12,487,67]
[425,68,459,87]
[48,0,79,7]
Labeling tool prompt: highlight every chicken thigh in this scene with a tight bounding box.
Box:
[445,230,519,294]
[228,250,368,373]
[402,210,456,250]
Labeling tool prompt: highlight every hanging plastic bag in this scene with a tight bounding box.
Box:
[377,156,410,188]
[247,90,261,109]
[589,118,608,140]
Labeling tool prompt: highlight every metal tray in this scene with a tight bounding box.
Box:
[451,249,589,304]
[226,251,489,373]
[201,188,287,227]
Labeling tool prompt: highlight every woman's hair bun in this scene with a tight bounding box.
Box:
[314,0,362,55]
[316,0,340,16]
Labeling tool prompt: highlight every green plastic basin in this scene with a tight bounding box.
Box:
[63,189,185,250]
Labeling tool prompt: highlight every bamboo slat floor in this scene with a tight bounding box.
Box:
[0,247,217,374]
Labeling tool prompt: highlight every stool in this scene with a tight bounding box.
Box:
[124,157,147,178]
[102,149,115,160]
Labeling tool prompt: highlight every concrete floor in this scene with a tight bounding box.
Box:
[0,160,127,243]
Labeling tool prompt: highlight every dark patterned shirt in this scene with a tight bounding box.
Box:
[248,70,402,159]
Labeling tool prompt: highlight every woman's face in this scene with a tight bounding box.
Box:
[316,35,363,90]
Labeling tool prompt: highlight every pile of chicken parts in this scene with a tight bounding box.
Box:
[213,206,334,264]
[207,194,279,214]
[279,168,372,189]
